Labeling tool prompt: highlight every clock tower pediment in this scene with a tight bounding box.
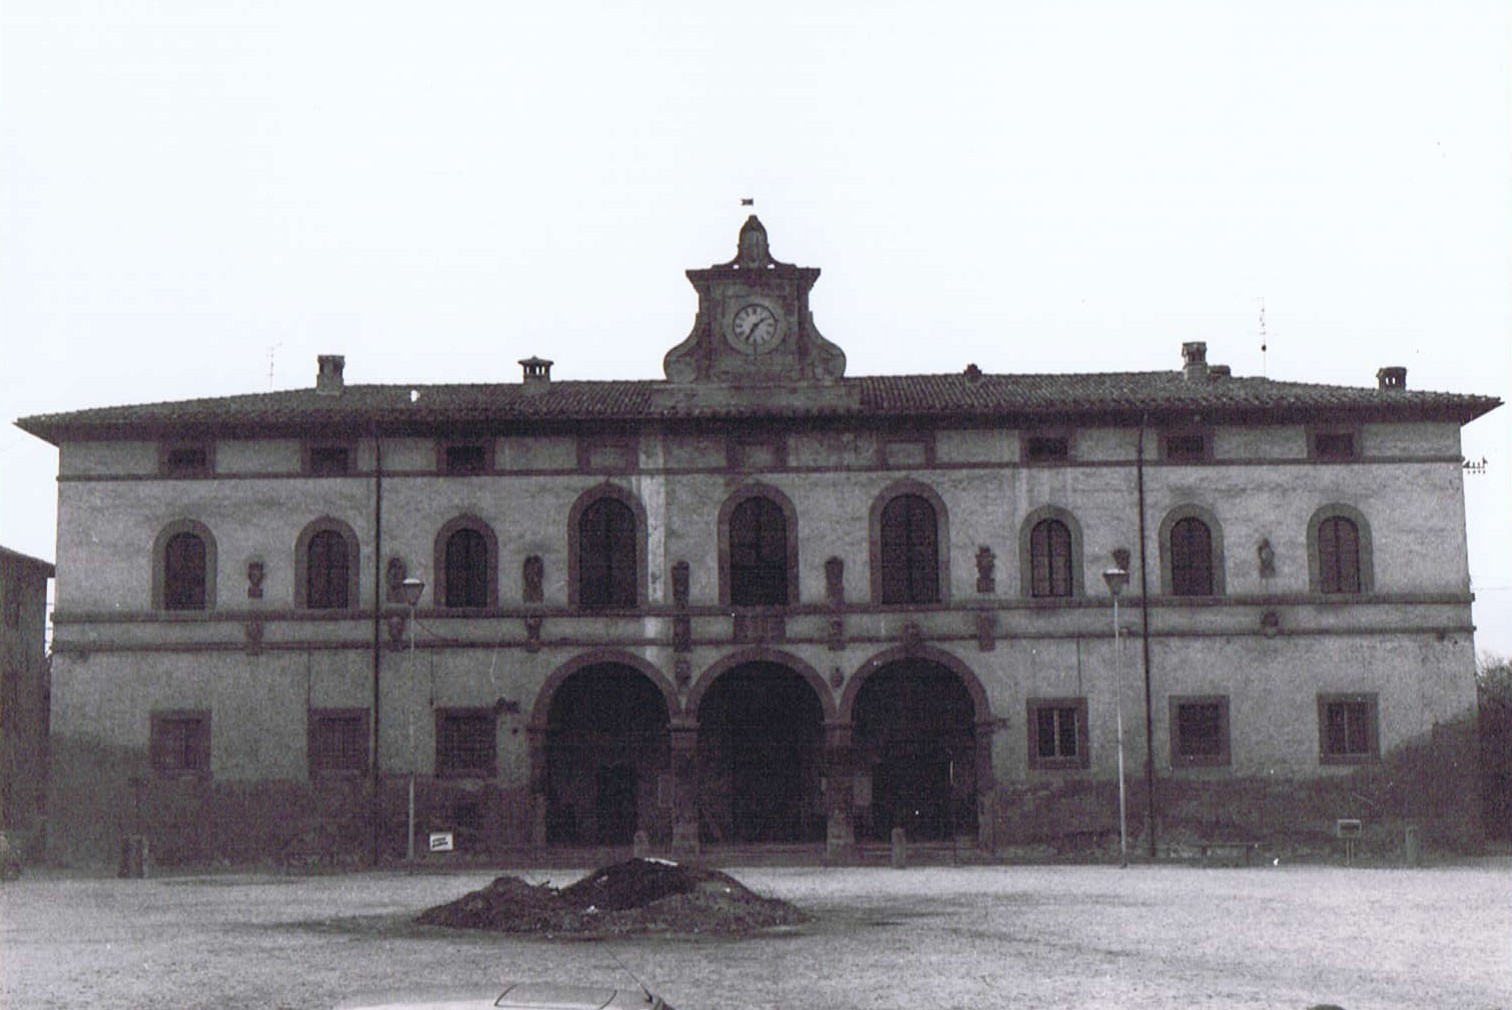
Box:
[662,216,847,385]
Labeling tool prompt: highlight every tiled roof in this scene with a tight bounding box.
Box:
[14,370,1500,443]
[0,545,56,576]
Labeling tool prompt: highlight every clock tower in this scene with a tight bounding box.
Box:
[662,216,847,386]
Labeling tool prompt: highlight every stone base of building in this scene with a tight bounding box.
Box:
[42,717,1483,867]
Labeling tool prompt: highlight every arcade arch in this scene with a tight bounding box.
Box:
[539,660,672,845]
[692,659,827,843]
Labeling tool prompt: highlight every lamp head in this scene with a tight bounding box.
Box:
[1102,567,1129,596]
[399,577,425,607]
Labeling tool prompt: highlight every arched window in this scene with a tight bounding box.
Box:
[1307,505,1373,594]
[1169,517,1214,596]
[879,493,939,604]
[1157,505,1226,597]
[727,495,791,607]
[1029,519,1073,598]
[295,517,360,610]
[1018,506,1083,599]
[306,530,349,609]
[443,528,489,608]
[579,497,637,609]
[1317,516,1361,593]
[430,515,499,608]
[164,532,208,610]
[153,519,217,611]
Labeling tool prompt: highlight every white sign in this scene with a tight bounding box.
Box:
[428,831,455,853]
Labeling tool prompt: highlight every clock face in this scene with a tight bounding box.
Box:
[728,303,784,354]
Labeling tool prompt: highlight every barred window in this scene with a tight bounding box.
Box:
[308,445,352,476]
[308,710,368,775]
[163,444,211,477]
[436,710,497,777]
[1171,696,1230,766]
[443,443,488,475]
[151,711,210,776]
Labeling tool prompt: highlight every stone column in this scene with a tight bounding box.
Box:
[824,721,856,856]
[526,728,548,848]
[669,722,700,856]
[974,718,998,850]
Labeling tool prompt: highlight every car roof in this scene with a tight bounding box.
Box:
[334,981,663,1010]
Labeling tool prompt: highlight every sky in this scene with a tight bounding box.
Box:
[2,0,1508,655]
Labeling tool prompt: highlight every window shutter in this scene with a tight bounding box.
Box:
[608,502,636,606]
[1319,516,1360,593]
[1171,517,1212,596]
[165,533,207,610]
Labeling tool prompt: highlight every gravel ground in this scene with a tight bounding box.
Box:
[2,859,1509,1010]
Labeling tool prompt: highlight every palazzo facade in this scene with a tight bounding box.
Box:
[19,218,1499,864]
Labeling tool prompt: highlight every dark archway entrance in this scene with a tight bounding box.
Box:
[853,659,977,842]
[545,663,669,845]
[696,662,824,843]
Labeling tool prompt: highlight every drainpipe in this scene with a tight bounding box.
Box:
[370,433,384,866]
[1136,416,1156,858]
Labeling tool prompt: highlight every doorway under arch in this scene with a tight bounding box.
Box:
[544,663,669,845]
[695,661,825,843]
[852,658,978,842]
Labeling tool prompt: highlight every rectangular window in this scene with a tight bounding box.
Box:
[1161,431,1210,462]
[1026,698,1089,769]
[730,437,785,471]
[150,710,211,777]
[1318,694,1378,764]
[307,709,369,776]
[442,443,489,475]
[435,708,497,777]
[161,443,212,478]
[1023,433,1071,464]
[1311,429,1359,461]
[1169,696,1230,767]
[581,437,637,472]
[307,444,353,476]
[883,438,931,467]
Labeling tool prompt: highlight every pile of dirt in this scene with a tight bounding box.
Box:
[415,858,808,937]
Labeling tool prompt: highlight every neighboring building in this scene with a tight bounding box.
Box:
[16,218,1501,865]
[1,545,54,854]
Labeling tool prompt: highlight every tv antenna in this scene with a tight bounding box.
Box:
[1258,298,1268,377]
[266,343,282,391]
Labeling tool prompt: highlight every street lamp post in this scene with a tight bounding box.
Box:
[399,576,425,862]
[1102,560,1130,868]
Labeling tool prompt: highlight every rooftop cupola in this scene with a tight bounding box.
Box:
[1181,341,1208,382]
[316,354,345,394]
[1377,366,1407,391]
[519,356,553,384]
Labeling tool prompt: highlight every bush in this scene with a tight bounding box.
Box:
[1478,653,1512,842]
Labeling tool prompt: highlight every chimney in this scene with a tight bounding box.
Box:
[316,354,345,394]
[519,356,553,384]
[1181,341,1208,382]
[1376,366,1407,391]
[1210,364,1231,378]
